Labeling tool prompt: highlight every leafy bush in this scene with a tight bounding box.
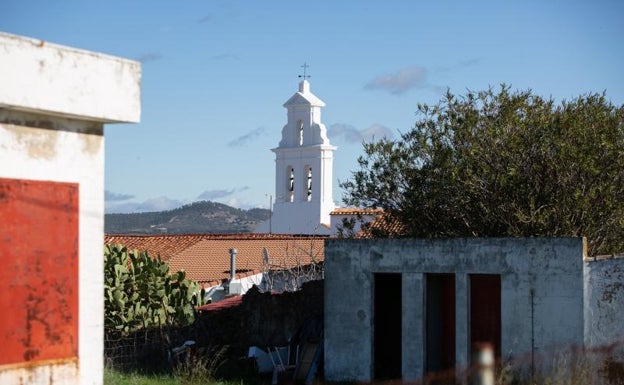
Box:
[342,86,624,256]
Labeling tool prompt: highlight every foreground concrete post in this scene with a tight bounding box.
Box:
[402,272,424,381]
[0,32,140,385]
[456,273,469,374]
[471,342,495,385]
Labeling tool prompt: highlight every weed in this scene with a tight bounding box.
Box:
[172,345,229,384]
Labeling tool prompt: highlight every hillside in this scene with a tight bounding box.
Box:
[105,201,270,234]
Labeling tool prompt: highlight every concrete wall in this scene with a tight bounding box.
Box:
[0,33,140,123]
[0,33,140,385]
[324,238,586,382]
[584,255,624,359]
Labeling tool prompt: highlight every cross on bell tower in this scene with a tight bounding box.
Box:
[299,62,311,81]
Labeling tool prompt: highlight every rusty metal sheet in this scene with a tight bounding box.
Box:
[0,177,79,366]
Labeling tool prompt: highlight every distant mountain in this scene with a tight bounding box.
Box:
[105,201,270,234]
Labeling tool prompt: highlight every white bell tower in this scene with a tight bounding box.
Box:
[263,72,336,234]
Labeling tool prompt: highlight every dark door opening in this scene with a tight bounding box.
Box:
[470,274,501,361]
[425,273,456,379]
[373,273,402,380]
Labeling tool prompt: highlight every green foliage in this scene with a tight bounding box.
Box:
[103,367,238,385]
[172,346,228,384]
[103,368,178,385]
[104,244,205,333]
[336,217,358,238]
[341,85,624,256]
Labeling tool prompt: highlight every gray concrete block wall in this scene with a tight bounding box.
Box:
[324,241,373,381]
[324,238,586,382]
[584,256,624,359]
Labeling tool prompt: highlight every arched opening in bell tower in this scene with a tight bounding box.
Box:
[305,166,312,201]
[287,166,294,202]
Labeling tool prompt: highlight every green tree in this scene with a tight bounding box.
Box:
[341,85,624,256]
[104,244,205,333]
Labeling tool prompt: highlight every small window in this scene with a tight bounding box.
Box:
[306,167,312,201]
[298,120,304,146]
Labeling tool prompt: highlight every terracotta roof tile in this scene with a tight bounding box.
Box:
[168,236,325,287]
[330,207,382,216]
[355,211,405,238]
[104,234,207,261]
[196,295,242,312]
[104,233,325,287]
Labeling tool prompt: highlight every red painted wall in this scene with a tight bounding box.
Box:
[0,178,79,366]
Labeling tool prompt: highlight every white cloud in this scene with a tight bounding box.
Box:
[105,196,185,214]
[197,188,235,200]
[105,186,259,214]
[226,197,241,208]
[136,53,163,63]
[105,190,134,201]
[228,127,266,147]
[328,123,394,143]
[365,66,428,95]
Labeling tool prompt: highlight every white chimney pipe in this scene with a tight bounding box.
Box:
[229,248,237,282]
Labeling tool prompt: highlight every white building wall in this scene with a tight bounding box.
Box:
[270,144,335,234]
[0,33,140,385]
[0,33,140,123]
[328,212,378,236]
[204,273,265,303]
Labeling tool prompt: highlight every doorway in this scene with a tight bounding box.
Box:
[425,273,456,377]
[469,274,501,360]
[373,273,402,380]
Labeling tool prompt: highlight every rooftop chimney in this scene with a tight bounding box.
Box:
[229,248,237,282]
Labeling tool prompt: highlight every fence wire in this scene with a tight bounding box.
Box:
[104,325,197,372]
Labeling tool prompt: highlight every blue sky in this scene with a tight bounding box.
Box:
[3,0,623,213]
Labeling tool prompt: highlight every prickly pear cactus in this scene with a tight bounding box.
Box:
[104,244,205,333]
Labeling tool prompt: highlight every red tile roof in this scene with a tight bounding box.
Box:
[104,234,207,261]
[168,236,325,287]
[328,207,403,238]
[196,295,243,312]
[355,211,405,238]
[330,207,382,216]
[104,234,325,287]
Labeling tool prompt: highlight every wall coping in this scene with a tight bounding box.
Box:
[0,32,141,123]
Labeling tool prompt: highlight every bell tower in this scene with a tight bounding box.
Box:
[263,69,336,234]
